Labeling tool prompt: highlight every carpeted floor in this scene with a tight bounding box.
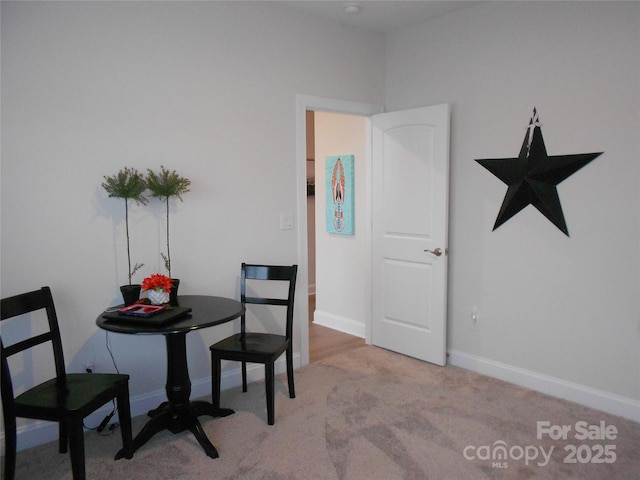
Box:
[8,346,640,479]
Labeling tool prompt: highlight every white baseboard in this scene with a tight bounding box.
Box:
[447,349,640,423]
[4,354,300,454]
[313,309,365,338]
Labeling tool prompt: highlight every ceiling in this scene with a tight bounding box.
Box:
[277,1,482,35]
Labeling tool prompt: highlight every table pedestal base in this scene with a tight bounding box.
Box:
[116,401,233,459]
[115,332,234,459]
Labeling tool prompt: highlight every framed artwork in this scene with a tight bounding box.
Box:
[325,155,355,235]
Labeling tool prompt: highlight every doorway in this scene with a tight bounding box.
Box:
[306,111,368,363]
[295,95,383,367]
[306,111,366,362]
[296,97,450,368]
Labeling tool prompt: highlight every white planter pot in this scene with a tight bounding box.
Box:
[147,289,170,305]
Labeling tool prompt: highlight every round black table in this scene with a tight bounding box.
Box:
[96,295,245,459]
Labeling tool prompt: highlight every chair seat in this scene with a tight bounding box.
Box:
[211,333,288,357]
[14,373,129,418]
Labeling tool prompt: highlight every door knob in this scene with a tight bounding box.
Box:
[424,247,442,256]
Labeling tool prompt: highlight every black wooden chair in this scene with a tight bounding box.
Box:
[210,264,298,425]
[1,287,133,480]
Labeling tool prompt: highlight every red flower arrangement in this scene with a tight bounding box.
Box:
[142,274,173,292]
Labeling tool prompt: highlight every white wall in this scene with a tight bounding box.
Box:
[385,1,640,415]
[313,112,367,337]
[2,0,638,452]
[0,1,384,448]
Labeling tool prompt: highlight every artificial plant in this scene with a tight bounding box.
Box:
[102,167,148,285]
[146,166,190,278]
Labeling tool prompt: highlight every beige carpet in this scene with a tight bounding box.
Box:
[10,346,640,479]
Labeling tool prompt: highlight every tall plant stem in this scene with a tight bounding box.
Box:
[125,198,132,285]
[165,197,171,278]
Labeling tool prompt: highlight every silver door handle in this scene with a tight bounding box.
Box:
[424,247,442,256]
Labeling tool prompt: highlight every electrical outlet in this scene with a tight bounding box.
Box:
[471,307,480,331]
[85,354,95,373]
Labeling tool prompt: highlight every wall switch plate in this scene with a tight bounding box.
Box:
[280,212,294,230]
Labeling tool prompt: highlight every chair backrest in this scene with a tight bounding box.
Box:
[240,263,298,340]
[1,287,67,410]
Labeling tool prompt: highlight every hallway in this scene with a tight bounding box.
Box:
[308,294,365,363]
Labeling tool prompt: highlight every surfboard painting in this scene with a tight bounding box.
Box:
[325,155,354,235]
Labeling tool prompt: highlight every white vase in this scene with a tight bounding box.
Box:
[148,289,170,305]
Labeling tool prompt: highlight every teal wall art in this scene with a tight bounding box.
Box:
[325,155,355,235]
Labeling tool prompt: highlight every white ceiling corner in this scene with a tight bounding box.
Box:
[276,1,482,35]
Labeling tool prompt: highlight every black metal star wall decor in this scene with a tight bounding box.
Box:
[475,108,602,236]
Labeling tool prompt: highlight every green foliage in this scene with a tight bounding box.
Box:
[146,166,191,277]
[146,166,191,201]
[160,253,171,274]
[102,167,147,284]
[129,262,144,281]
[101,167,148,205]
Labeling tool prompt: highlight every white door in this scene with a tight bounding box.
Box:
[371,104,450,365]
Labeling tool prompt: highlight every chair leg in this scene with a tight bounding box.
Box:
[211,352,221,410]
[117,389,134,460]
[241,361,248,393]
[67,416,86,480]
[265,361,275,425]
[286,348,295,399]
[4,414,17,480]
[59,419,68,453]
